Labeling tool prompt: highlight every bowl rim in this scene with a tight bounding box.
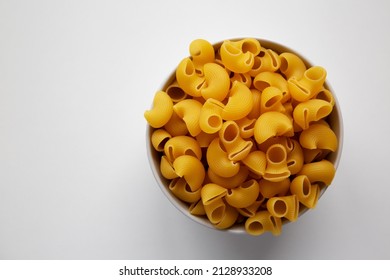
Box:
[145,38,344,234]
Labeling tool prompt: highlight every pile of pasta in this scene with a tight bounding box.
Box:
[145,38,338,236]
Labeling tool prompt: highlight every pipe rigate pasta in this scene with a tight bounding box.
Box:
[254,111,293,144]
[225,179,260,208]
[266,195,299,222]
[173,99,203,136]
[151,129,171,152]
[164,136,202,162]
[293,99,333,130]
[201,63,230,101]
[207,166,249,189]
[199,98,224,134]
[169,178,201,203]
[245,210,282,236]
[222,81,253,121]
[288,66,327,102]
[299,123,338,152]
[144,91,173,128]
[173,155,205,192]
[290,175,320,209]
[298,159,335,186]
[206,138,240,178]
[176,58,205,97]
[145,38,340,236]
[219,121,253,162]
[279,52,307,80]
[189,39,215,74]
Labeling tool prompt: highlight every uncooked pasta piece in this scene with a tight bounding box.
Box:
[258,178,290,198]
[176,58,205,97]
[263,144,291,182]
[199,98,224,134]
[241,150,267,177]
[293,99,333,130]
[225,179,260,208]
[222,81,253,121]
[254,111,293,144]
[201,63,230,101]
[169,177,201,203]
[173,155,205,191]
[297,159,335,186]
[207,166,249,189]
[290,175,320,209]
[164,135,202,162]
[144,91,173,128]
[266,195,299,222]
[173,99,203,136]
[245,210,282,236]
[299,123,338,152]
[206,138,240,178]
[279,52,307,79]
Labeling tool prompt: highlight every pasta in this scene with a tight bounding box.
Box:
[222,81,253,121]
[173,155,205,191]
[225,179,260,208]
[219,120,253,162]
[145,38,340,236]
[254,111,293,144]
[288,66,327,102]
[144,91,173,128]
[173,99,203,136]
[299,123,338,152]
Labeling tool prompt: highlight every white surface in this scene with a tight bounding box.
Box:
[1,0,389,259]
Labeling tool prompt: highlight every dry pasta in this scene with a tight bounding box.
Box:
[145,38,340,236]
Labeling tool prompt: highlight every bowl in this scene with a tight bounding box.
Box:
[146,38,343,235]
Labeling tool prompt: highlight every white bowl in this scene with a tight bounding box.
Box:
[146,38,343,234]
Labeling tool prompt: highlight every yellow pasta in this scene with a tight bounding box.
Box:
[247,89,262,119]
[207,166,249,189]
[286,139,304,175]
[225,179,260,208]
[254,111,293,144]
[163,111,188,136]
[199,98,224,134]
[189,39,215,74]
[173,155,205,191]
[214,204,239,229]
[263,144,291,182]
[279,52,307,79]
[189,199,206,216]
[299,123,338,152]
[220,38,261,73]
[222,81,253,121]
[145,38,339,235]
[206,138,240,178]
[293,99,333,130]
[245,210,282,236]
[160,155,178,179]
[266,195,299,222]
[219,120,253,162]
[195,131,218,148]
[164,135,202,162]
[260,86,285,113]
[235,117,256,139]
[297,159,336,186]
[176,58,205,97]
[203,198,226,224]
[258,178,290,198]
[144,91,173,128]
[173,99,203,136]
[201,63,230,101]
[230,72,252,88]
[241,150,266,177]
[201,183,228,205]
[151,129,172,152]
[169,177,202,203]
[288,66,327,102]
[290,175,320,209]
[165,81,187,102]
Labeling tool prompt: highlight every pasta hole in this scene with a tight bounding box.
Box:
[248,221,263,234]
[223,123,239,142]
[195,69,203,75]
[270,52,279,68]
[158,137,170,151]
[184,149,197,158]
[280,57,288,72]
[185,184,192,192]
[196,80,206,90]
[208,115,221,128]
[254,80,270,91]
[211,206,225,222]
[267,145,287,163]
[253,57,261,70]
[316,106,331,120]
[166,86,186,102]
[185,61,195,76]
[242,180,254,189]
[242,41,258,54]
[274,200,287,216]
[259,50,266,58]
[302,177,311,196]
[287,160,296,167]
[168,146,175,162]
[265,96,281,108]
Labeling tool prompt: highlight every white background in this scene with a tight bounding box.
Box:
[1,0,389,259]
